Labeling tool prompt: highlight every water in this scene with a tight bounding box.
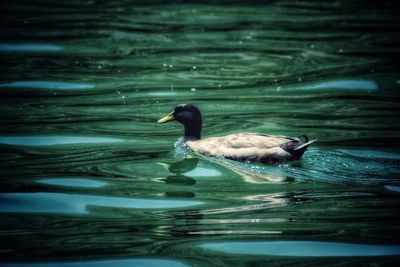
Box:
[1,0,400,266]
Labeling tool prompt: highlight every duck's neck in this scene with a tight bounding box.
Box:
[183,122,201,140]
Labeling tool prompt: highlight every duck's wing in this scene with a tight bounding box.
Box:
[222,132,298,149]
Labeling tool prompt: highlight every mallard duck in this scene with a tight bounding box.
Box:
[158,104,315,164]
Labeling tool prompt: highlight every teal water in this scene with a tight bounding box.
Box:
[1,0,400,266]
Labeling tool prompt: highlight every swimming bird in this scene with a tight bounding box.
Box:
[158,104,315,164]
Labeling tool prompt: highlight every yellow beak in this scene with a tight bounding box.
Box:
[157,112,175,123]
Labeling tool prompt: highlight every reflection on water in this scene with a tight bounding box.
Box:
[385,185,400,193]
[0,192,204,215]
[299,80,378,91]
[0,81,94,90]
[213,157,290,184]
[1,0,400,266]
[0,44,62,52]
[199,240,400,257]
[0,135,123,146]
[148,91,179,97]
[2,258,189,267]
[36,177,107,188]
[182,165,222,178]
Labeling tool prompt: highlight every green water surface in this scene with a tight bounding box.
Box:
[1,0,400,266]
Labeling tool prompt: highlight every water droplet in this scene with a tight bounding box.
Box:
[121,95,126,99]
[190,88,196,92]
[163,63,167,67]
[192,66,197,70]
[298,77,302,82]
[310,44,315,49]
[97,65,102,69]
[276,86,281,92]
[169,64,173,68]
[220,67,224,71]
[218,84,222,88]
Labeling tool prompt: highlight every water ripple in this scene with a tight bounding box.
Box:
[0,81,94,90]
[36,177,107,188]
[298,80,378,91]
[0,44,62,52]
[0,192,204,215]
[1,258,188,267]
[199,240,400,257]
[0,135,123,146]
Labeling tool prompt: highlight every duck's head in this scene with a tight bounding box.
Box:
[157,104,202,139]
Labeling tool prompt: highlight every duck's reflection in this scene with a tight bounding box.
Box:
[163,157,296,237]
[159,158,199,199]
[206,157,290,184]
[164,158,199,186]
[164,155,292,184]
[165,175,196,186]
[169,157,199,174]
[171,191,290,236]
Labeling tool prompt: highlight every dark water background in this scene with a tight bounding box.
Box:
[1,0,400,266]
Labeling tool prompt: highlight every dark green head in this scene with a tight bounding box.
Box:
[158,104,202,139]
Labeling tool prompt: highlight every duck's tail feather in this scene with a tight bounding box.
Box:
[291,138,316,160]
[294,139,316,151]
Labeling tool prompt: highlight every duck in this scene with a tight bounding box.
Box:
[157,104,315,164]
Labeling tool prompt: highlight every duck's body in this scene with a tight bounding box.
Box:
[186,132,310,164]
[158,104,315,164]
